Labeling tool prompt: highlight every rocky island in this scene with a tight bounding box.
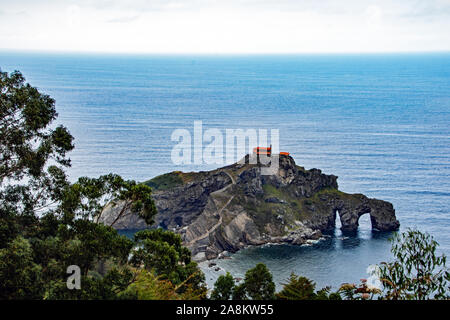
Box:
[100,154,400,261]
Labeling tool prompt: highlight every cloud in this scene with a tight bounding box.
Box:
[365,5,382,28]
[66,5,81,29]
[106,14,140,23]
[0,0,449,53]
[399,0,450,20]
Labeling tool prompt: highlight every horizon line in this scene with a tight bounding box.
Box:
[1,48,450,57]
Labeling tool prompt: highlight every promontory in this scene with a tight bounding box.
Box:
[100,154,400,261]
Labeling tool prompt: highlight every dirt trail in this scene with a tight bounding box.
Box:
[186,170,235,246]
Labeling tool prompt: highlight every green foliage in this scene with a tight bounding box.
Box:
[338,230,449,300]
[0,70,74,184]
[144,171,184,191]
[277,273,315,300]
[3,70,449,302]
[316,287,342,300]
[276,273,340,300]
[211,264,276,300]
[0,70,162,300]
[232,283,247,300]
[0,237,43,299]
[1,69,74,247]
[124,269,204,300]
[211,272,235,300]
[236,263,275,300]
[379,229,449,300]
[61,174,157,226]
[45,267,136,300]
[130,229,207,298]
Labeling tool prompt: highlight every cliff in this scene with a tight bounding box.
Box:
[100,154,400,261]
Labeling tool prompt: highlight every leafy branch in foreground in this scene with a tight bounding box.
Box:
[0,69,163,299]
[337,229,449,300]
[338,279,381,300]
[60,174,157,226]
[130,229,207,298]
[124,269,205,300]
[0,70,74,184]
[379,229,449,300]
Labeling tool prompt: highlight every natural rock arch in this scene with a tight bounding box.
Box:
[330,194,400,233]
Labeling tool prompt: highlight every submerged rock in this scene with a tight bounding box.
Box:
[100,154,399,261]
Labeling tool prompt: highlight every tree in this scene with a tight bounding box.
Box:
[211,272,235,300]
[0,70,73,185]
[232,283,247,300]
[0,237,43,299]
[276,273,315,300]
[337,230,450,300]
[130,229,207,298]
[44,266,136,300]
[1,69,74,248]
[379,229,449,300]
[60,174,157,226]
[276,273,341,300]
[124,269,204,300]
[240,263,275,300]
[0,70,159,299]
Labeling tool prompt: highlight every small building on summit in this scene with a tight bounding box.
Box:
[252,145,290,157]
[253,146,272,156]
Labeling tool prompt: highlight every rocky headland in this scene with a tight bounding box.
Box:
[100,154,400,261]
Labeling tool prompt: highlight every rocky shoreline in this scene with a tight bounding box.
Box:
[100,154,400,262]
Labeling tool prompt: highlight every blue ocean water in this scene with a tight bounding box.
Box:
[1,52,449,290]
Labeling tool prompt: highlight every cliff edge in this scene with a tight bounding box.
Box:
[100,154,400,261]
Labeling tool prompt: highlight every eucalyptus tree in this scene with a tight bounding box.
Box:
[0,70,158,299]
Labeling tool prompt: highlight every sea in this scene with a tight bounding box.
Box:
[1,51,449,290]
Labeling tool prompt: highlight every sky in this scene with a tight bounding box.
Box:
[0,0,449,54]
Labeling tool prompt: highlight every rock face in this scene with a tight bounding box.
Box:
[100,155,400,261]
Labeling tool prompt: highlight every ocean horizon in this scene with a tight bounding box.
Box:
[1,51,449,290]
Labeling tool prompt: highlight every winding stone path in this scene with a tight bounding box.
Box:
[186,170,235,246]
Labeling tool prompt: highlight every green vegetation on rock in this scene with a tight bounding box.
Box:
[144,171,184,191]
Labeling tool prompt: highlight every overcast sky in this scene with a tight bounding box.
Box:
[1,0,449,53]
